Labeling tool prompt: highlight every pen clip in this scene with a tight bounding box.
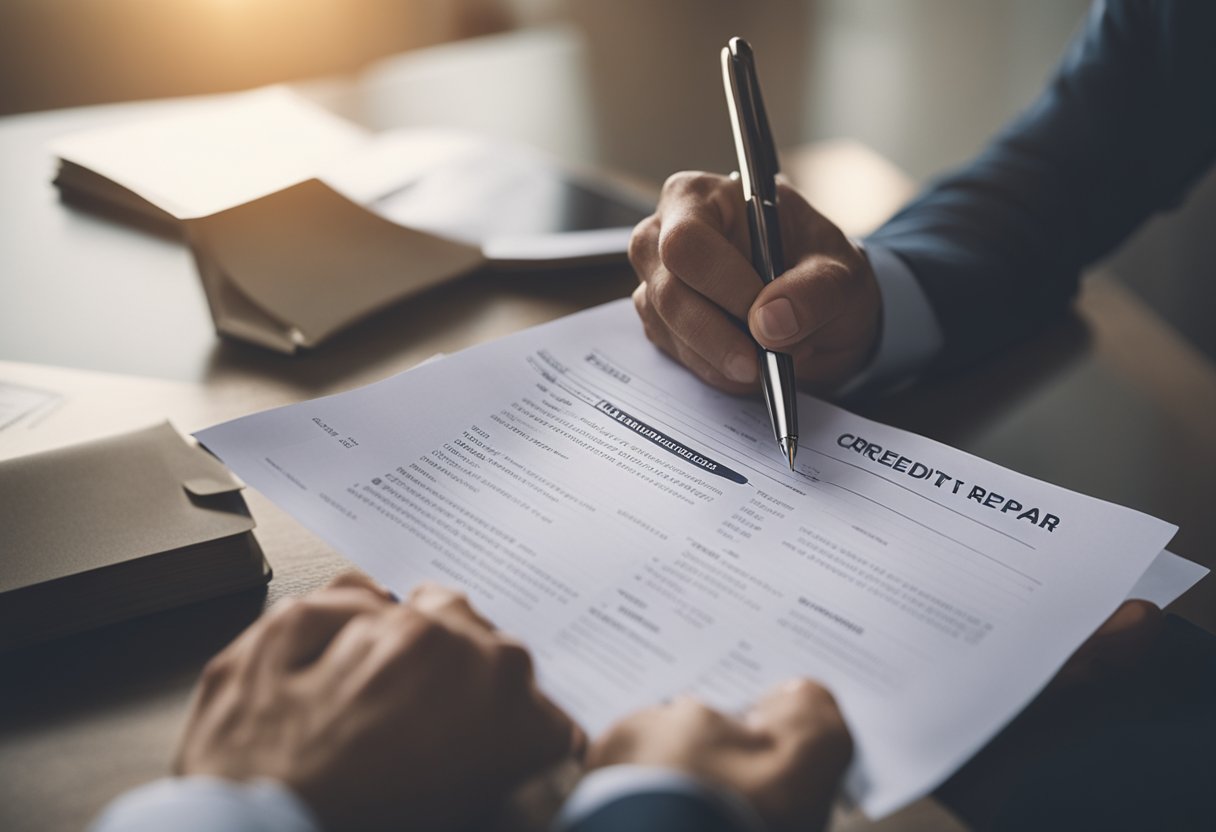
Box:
[722,37,780,205]
[723,36,786,284]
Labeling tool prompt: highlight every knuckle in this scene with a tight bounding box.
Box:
[196,654,241,705]
[271,595,303,616]
[394,607,448,650]
[492,639,535,684]
[809,256,845,293]
[428,587,469,614]
[805,714,854,768]
[632,283,649,317]
[660,170,701,197]
[628,214,659,273]
[405,606,443,636]
[647,270,681,317]
[657,217,700,271]
[264,597,307,630]
[410,583,475,617]
[200,653,233,687]
[535,712,578,764]
[274,594,340,633]
[633,287,666,346]
[793,260,850,325]
[407,580,443,601]
[325,570,365,590]
[789,678,840,711]
[670,696,719,727]
[784,683,854,761]
[333,610,376,647]
[823,255,862,301]
[662,170,724,200]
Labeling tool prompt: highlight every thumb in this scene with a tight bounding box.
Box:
[745,243,880,393]
[747,679,850,755]
[747,255,857,351]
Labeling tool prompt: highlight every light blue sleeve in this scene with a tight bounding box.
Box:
[552,764,766,832]
[835,243,945,399]
[89,777,321,832]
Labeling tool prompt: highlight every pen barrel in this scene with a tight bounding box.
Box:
[758,348,798,442]
[746,197,786,283]
[745,195,797,445]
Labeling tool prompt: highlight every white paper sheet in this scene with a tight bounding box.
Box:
[53,87,368,220]
[0,381,60,433]
[1127,549,1208,607]
[196,299,1178,817]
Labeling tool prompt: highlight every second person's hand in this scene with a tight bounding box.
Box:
[588,679,853,832]
[629,171,881,395]
[175,575,583,832]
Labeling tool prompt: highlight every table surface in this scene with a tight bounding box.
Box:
[1,96,1213,832]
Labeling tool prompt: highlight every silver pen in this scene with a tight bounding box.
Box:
[721,36,799,470]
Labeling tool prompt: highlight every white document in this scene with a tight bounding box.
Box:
[53,87,369,220]
[1127,549,1208,608]
[196,299,1178,817]
[0,381,60,433]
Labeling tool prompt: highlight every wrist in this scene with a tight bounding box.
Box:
[557,765,767,832]
[90,776,321,832]
[832,241,942,400]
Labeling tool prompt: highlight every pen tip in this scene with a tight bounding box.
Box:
[781,438,796,471]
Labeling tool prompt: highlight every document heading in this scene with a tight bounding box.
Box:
[837,433,1060,532]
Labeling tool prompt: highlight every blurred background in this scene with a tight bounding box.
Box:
[2,0,1213,360]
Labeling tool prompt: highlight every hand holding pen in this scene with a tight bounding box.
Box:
[627,43,881,459]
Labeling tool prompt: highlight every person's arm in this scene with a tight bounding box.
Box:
[629,1,1216,393]
[832,243,944,398]
[88,574,582,832]
[867,0,1216,373]
[556,765,764,832]
[90,778,319,832]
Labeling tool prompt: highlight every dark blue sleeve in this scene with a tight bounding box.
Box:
[563,791,754,832]
[866,0,1216,372]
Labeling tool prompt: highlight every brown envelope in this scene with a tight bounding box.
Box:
[185,180,484,353]
[0,421,268,648]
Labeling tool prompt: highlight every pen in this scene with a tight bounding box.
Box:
[721,36,799,471]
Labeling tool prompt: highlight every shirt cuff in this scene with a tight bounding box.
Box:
[90,776,321,832]
[835,242,944,400]
[553,764,767,832]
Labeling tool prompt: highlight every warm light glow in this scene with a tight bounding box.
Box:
[786,139,916,237]
[1,0,472,116]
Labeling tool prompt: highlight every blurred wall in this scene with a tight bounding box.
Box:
[803,0,1090,180]
[0,0,510,116]
[509,0,814,184]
